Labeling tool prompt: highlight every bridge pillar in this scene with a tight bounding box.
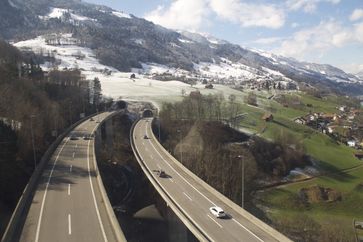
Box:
[166,207,193,242]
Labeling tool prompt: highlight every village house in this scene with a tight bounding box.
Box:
[347,140,356,147]
[205,83,214,89]
[320,113,337,122]
[294,117,307,125]
[338,105,347,112]
[262,113,274,122]
[327,126,336,134]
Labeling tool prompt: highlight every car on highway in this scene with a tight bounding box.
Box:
[209,206,226,218]
[83,134,93,140]
[156,169,167,178]
[70,136,79,140]
[143,135,148,139]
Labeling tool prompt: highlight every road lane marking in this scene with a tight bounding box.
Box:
[35,138,70,242]
[144,125,217,207]
[169,178,174,183]
[207,215,223,228]
[68,184,71,196]
[72,152,75,158]
[70,165,72,173]
[68,214,72,235]
[87,125,108,242]
[183,192,193,201]
[75,144,78,148]
[232,218,264,242]
[157,164,161,169]
[141,121,265,242]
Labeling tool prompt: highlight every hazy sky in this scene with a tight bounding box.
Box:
[84,0,363,74]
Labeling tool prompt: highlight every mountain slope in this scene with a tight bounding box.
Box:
[2,0,363,95]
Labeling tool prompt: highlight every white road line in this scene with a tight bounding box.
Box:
[35,138,70,242]
[75,144,78,148]
[157,164,161,169]
[68,184,71,196]
[232,218,264,242]
[183,192,193,201]
[169,178,174,183]
[207,215,223,228]
[72,152,75,158]
[87,124,108,242]
[142,121,265,242]
[144,124,217,207]
[68,214,72,235]
[70,165,72,173]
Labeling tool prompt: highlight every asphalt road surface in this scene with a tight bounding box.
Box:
[133,118,287,242]
[19,113,117,242]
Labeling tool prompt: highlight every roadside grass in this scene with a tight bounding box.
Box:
[260,166,363,236]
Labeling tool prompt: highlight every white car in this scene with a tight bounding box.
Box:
[209,206,226,218]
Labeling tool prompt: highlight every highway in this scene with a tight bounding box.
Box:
[19,112,119,242]
[132,118,291,242]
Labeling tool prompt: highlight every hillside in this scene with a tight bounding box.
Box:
[1,0,363,96]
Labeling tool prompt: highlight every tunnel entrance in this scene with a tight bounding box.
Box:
[142,109,153,118]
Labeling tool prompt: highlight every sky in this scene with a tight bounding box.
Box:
[84,0,363,74]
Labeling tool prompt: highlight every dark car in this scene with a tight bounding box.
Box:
[156,169,167,178]
[83,135,92,140]
[143,135,148,139]
[70,135,78,140]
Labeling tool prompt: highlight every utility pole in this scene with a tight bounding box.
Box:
[157,109,161,142]
[177,129,183,163]
[237,155,244,208]
[69,101,72,125]
[158,118,161,141]
[30,115,37,170]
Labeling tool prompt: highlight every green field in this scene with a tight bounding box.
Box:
[237,91,363,240]
[239,92,361,171]
[260,166,363,239]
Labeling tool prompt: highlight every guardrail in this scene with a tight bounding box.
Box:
[149,118,292,242]
[130,118,211,242]
[2,112,126,242]
[93,112,127,242]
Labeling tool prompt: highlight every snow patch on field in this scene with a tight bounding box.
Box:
[13,34,244,105]
[39,8,96,22]
[194,61,258,79]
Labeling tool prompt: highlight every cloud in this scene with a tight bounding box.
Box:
[253,37,283,45]
[144,0,208,31]
[145,0,285,31]
[286,0,340,13]
[208,0,285,29]
[291,22,300,28]
[350,9,363,22]
[274,20,362,59]
[339,63,363,74]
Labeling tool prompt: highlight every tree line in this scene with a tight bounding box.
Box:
[0,39,106,236]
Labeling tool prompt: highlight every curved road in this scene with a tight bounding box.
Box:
[132,118,291,242]
[19,113,119,242]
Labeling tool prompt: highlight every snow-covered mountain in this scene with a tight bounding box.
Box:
[2,0,363,95]
[252,50,362,85]
[356,71,363,80]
